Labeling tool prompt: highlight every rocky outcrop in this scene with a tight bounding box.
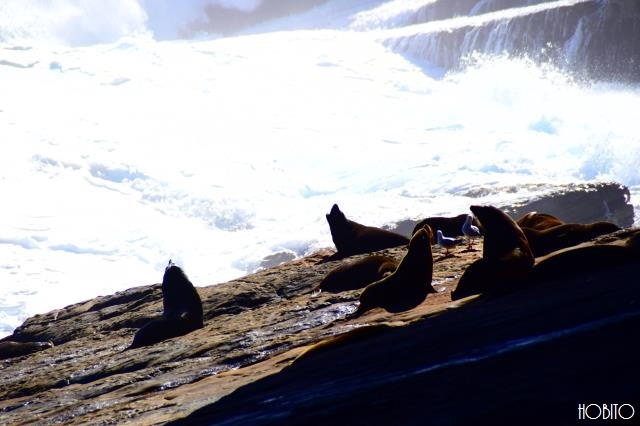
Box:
[391,181,633,237]
[0,182,637,424]
[505,182,633,226]
[191,0,329,36]
[173,248,640,425]
[383,0,640,82]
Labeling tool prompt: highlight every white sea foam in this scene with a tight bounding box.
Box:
[1,0,639,337]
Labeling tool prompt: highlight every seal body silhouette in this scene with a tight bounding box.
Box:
[529,229,640,283]
[522,221,621,257]
[412,213,482,239]
[312,255,398,294]
[350,226,435,318]
[452,205,534,300]
[530,244,632,283]
[0,340,54,360]
[129,262,204,349]
[325,204,409,260]
[472,205,534,263]
[516,212,564,230]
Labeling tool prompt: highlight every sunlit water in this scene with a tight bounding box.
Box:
[2,0,640,337]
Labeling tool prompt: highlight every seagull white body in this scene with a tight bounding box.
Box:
[462,214,482,249]
[436,229,462,255]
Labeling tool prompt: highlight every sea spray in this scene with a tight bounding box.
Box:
[1,0,639,337]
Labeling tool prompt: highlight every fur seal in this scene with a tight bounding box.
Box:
[311,255,398,294]
[529,229,640,283]
[452,205,534,300]
[349,226,436,318]
[516,212,565,231]
[412,213,482,239]
[522,221,621,257]
[325,204,409,260]
[471,205,534,264]
[0,340,54,360]
[128,261,204,349]
[529,244,633,284]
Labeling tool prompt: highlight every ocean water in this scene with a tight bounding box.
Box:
[2,0,640,337]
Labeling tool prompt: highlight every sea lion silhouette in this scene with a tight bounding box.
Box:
[452,205,534,300]
[128,261,204,349]
[311,255,399,295]
[325,204,409,260]
[522,221,620,257]
[350,226,436,318]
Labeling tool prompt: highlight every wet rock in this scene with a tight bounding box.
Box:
[505,182,633,227]
[385,0,640,82]
[392,181,634,236]
[0,341,53,360]
[259,251,297,269]
[0,183,637,424]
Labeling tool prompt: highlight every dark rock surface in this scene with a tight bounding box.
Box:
[0,182,636,425]
[391,182,633,237]
[174,259,640,426]
[505,182,632,226]
[384,0,640,82]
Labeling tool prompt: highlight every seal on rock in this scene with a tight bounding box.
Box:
[522,221,621,257]
[529,244,632,284]
[311,255,399,295]
[412,213,482,239]
[529,228,640,283]
[516,212,565,230]
[0,340,54,360]
[325,204,409,260]
[128,261,204,349]
[471,205,534,264]
[349,225,436,318]
[452,205,534,300]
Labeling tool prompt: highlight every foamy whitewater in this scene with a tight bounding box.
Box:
[1,0,640,337]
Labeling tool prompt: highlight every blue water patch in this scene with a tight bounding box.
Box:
[89,164,147,183]
[578,145,613,180]
[0,236,39,249]
[528,117,559,134]
[32,155,82,171]
[479,164,507,173]
[106,77,130,86]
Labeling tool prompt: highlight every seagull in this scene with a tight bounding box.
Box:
[436,229,463,256]
[462,214,482,249]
